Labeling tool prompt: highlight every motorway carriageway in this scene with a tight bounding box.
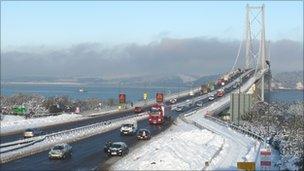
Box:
[0,74,227,144]
[0,74,252,170]
[1,91,202,144]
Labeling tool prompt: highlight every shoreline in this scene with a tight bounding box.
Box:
[1,82,189,89]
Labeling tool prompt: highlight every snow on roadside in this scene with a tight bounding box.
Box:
[1,115,24,122]
[110,119,225,170]
[0,114,85,135]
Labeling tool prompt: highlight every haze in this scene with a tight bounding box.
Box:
[1,1,303,79]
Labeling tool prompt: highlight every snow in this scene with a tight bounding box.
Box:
[188,112,260,170]
[0,114,84,135]
[111,119,225,170]
[0,113,148,163]
[1,115,24,122]
[111,71,267,170]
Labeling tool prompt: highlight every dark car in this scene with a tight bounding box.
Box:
[134,107,143,113]
[137,129,151,140]
[106,142,129,157]
[104,140,113,153]
[175,106,184,112]
[195,101,203,107]
[24,128,45,138]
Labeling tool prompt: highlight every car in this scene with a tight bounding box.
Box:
[24,128,45,138]
[137,129,151,140]
[48,143,72,160]
[169,98,177,104]
[186,99,191,103]
[106,142,129,157]
[233,83,239,89]
[196,101,203,107]
[120,123,137,135]
[208,94,215,101]
[134,107,143,113]
[175,106,184,112]
[104,140,113,153]
[189,91,194,96]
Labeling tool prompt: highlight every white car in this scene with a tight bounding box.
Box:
[24,128,45,138]
[208,94,215,101]
[120,123,137,135]
[169,98,177,104]
[49,143,72,159]
[196,101,203,107]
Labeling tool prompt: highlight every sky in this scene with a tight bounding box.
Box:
[0,1,303,79]
[1,1,303,48]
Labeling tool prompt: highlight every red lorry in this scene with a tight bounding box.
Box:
[148,104,171,125]
[216,89,225,97]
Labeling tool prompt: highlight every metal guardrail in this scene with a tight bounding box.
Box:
[0,113,147,159]
[204,115,264,141]
[0,114,148,164]
[0,138,36,149]
[0,137,45,154]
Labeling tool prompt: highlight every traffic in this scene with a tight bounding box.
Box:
[1,69,254,170]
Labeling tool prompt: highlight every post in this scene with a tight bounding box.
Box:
[237,77,242,125]
[261,74,265,101]
[245,4,251,69]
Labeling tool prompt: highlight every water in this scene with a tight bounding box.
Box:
[1,83,303,103]
[267,89,304,103]
[1,83,188,102]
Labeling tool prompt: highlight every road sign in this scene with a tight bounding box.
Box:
[156,93,164,103]
[119,93,126,104]
[143,92,148,100]
[260,148,272,169]
[237,162,255,170]
[261,161,271,166]
[260,150,271,156]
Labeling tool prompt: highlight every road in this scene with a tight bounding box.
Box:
[1,105,200,170]
[1,70,253,170]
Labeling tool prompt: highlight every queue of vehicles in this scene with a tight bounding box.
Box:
[26,70,249,161]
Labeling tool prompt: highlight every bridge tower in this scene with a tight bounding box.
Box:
[244,4,269,101]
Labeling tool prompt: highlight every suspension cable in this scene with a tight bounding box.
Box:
[231,39,243,72]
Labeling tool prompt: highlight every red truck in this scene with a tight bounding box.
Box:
[216,89,225,97]
[148,104,171,125]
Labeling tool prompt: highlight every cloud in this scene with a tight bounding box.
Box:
[1,38,302,79]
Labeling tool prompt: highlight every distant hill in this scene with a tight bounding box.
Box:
[272,71,303,89]
[2,74,221,88]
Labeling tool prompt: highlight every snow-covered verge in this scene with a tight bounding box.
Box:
[239,101,304,170]
[110,119,225,170]
[1,115,24,122]
[0,114,85,135]
[186,111,262,170]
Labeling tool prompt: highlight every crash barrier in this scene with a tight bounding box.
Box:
[204,115,264,142]
[0,113,148,164]
[0,137,38,149]
[0,137,45,154]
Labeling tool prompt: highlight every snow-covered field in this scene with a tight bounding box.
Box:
[0,114,85,135]
[111,119,225,170]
